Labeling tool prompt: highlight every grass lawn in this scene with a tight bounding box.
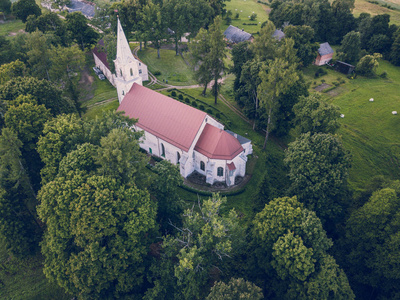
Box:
[354,0,400,25]
[0,19,25,37]
[0,241,69,300]
[303,60,400,191]
[136,47,197,86]
[224,0,270,34]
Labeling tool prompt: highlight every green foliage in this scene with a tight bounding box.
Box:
[37,174,157,299]
[65,12,99,51]
[207,278,263,300]
[58,143,98,177]
[284,133,351,222]
[11,0,41,22]
[0,0,11,15]
[293,93,341,135]
[37,114,85,184]
[356,53,382,76]
[0,59,26,85]
[337,31,361,64]
[390,29,400,65]
[345,188,400,298]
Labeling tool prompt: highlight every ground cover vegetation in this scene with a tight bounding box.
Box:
[1,0,400,299]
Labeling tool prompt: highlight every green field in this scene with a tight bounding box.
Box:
[0,19,25,37]
[137,47,198,86]
[224,0,270,34]
[303,60,400,191]
[354,0,400,25]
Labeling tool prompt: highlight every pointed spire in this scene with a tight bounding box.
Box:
[116,17,135,63]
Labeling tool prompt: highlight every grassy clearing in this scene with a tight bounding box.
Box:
[224,0,270,34]
[354,0,400,24]
[0,19,25,36]
[136,47,197,86]
[0,241,69,300]
[303,60,400,191]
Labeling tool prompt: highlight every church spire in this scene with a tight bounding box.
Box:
[116,17,135,64]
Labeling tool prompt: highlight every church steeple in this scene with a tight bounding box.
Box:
[114,17,142,103]
[116,17,136,64]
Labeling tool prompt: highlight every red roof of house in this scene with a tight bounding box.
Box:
[227,162,236,171]
[117,83,207,152]
[93,40,110,70]
[194,124,243,160]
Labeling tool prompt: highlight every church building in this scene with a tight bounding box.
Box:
[98,18,253,187]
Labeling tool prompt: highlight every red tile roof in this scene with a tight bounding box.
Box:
[227,162,236,171]
[194,124,243,160]
[117,83,207,152]
[93,40,110,70]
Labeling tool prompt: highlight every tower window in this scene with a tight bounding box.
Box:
[139,62,141,66]
[217,167,223,177]
[130,68,133,76]
[122,90,124,95]
[161,143,165,157]
[120,69,122,77]
[200,161,205,171]
[177,152,181,164]
[139,69,142,74]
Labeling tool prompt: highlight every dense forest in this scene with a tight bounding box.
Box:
[1,0,400,299]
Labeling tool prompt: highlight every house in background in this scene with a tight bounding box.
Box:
[272,29,285,41]
[223,25,253,44]
[314,42,334,66]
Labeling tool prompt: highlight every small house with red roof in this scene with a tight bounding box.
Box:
[314,42,334,66]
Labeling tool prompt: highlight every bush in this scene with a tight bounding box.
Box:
[178,94,183,100]
[235,13,239,19]
[315,68,327,78]
[185,97,190,103]
[333,81,340,86]
[192,101,198,107]
[206,109,213,114]
[216,113,221,119]
[380,71,388,78]
[171,91,177,97]
[250,13,257,21]
[154,71,161,75]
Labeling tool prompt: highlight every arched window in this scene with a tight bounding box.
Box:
[161,143,165,157]
[139,69,142,74]
[130,68,133,76]
[200,161,205,171]
[120,69,122,77]
[122,90,124,96]
[217,167,223,177]
[177,152,181,164]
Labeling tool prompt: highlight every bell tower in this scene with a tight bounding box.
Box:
[114,17,142,103]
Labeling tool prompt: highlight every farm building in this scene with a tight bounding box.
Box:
[335,61,355,75]
[223,25,253,44]
[314,42,334,66]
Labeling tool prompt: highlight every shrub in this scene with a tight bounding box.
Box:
[154,71,161,75]
[192,101,198,107]
[185,97,190,103]
[178,94,183,100]
[333,81,340,86]
[235,13,239,19]
[171,91,177,97]
[206,109,213,114]
[380,71,388,78]
[199,105,205,111]
[250,13,257,21]
[216,113,221,119]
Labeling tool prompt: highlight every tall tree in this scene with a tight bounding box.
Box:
[257,58,299,149]
[37,173,157,298]
[390,28,400,66]
[25,31,53,81]
[293,93,341,135]
[35,12,69,46]
[356,53,382,76]
[207,278,263,300]
[0,59,26,85]
[11,0,41,22]
[65,12,99,51]
[337,31,361,64]
[284,133,351,223]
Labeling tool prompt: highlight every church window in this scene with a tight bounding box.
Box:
[139,62,141,66]
[139,69,142,74]
[161,143,165,157]
[122,90,124,96]
[200,161,205,171]
[217,167,223,177]
[120,69,122,77]
[130,68,133,76]
[177,152,181,164]
[149,147,152,154]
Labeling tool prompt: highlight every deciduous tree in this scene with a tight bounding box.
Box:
[65,12,99,51]
[337,31,361,64]
[11,0,41,22]
[207,278,263,300]
[356,53,382,76]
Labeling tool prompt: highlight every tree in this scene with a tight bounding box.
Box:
[146,194,245,299]
[251,21,278,61]
[293,93,341,135]
[190,16,226,103]
[95,128,147,185]
[37,173,157,298]
[35,12,68,46]
[284,133,351,222]
[150,160,183,231]
[337,31,361,64]
[140,2,168,59]
[368,34,392,58]
[37,114,85,184]
[331,0,356,43]
[390,29,400,66]
[0,59,26,85]
[0,76,76,115]
[207,278,263,300]
[11,0,41,22]
[0,0,11,18]
[257,58,299,149]
[4,102,51,151]
[0,128,39,258]
[65,12,99,51]
[356,53,382,76]
[283,25,319,68]
[345,188,400,299]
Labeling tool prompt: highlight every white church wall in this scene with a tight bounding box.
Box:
[137,61,149,81]
[205,115,224,130]
[93,54,116,87]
